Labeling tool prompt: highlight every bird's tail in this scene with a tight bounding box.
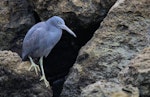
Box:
[22,52,27,61]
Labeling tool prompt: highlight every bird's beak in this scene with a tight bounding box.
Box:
[60,25,77,37]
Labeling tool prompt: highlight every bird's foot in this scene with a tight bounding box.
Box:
[40,76,50,87]
[28,63,40,75]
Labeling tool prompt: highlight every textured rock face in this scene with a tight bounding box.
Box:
[29,0,116,28]
[80,81,139,97]
[61,0,150,96]
[0,0,35,50]
[119,47,150,97]
[0,51,52,97]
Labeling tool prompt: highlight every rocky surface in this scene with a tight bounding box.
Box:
[61,0,150,97]
[0,0,35,50]
[80,80,139,97]
[0,50,52,97]
[119,47,150,97]
[29,0,116,28]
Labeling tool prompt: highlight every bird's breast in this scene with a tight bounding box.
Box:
[43,30,62,50]
[41,31,62,57]
[49,30,62,43]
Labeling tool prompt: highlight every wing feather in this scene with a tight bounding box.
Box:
[22,23,47,60]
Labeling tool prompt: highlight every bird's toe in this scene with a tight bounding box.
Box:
[28,63,40,75]
[45,81,50,87]
[40,76,50,87]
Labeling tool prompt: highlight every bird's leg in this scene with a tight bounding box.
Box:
[28,56,40,75]
[39,57,50,87]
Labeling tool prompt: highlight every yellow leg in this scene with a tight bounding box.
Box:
[28,56,40,75]
[39,56,50,87]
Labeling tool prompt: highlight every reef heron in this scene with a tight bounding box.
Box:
[22,16,76,87]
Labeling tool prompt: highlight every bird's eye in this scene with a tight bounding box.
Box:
[57,21,62,24]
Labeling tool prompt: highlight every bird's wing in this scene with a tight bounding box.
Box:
[22,26,46,60]
[24,22,44,40]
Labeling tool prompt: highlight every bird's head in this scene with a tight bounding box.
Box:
[50,16,77,37]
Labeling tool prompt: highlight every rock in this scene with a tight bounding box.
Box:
[0,0,35,50]
[29,0,116,28]
[119,47,150,97]
[61,0,150,96]
[0,50,52,97]
[80,80,139,97]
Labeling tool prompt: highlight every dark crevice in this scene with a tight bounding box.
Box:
[33,11,41,23]
[43,9,110,97]
[43,20,100,97]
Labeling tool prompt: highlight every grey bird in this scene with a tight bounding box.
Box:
[22,16,76,87]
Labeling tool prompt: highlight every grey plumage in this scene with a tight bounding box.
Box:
[22,16,76,87]
[22,16,76,60]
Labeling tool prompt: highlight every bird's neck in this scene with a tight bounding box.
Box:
[45,20,62,36]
